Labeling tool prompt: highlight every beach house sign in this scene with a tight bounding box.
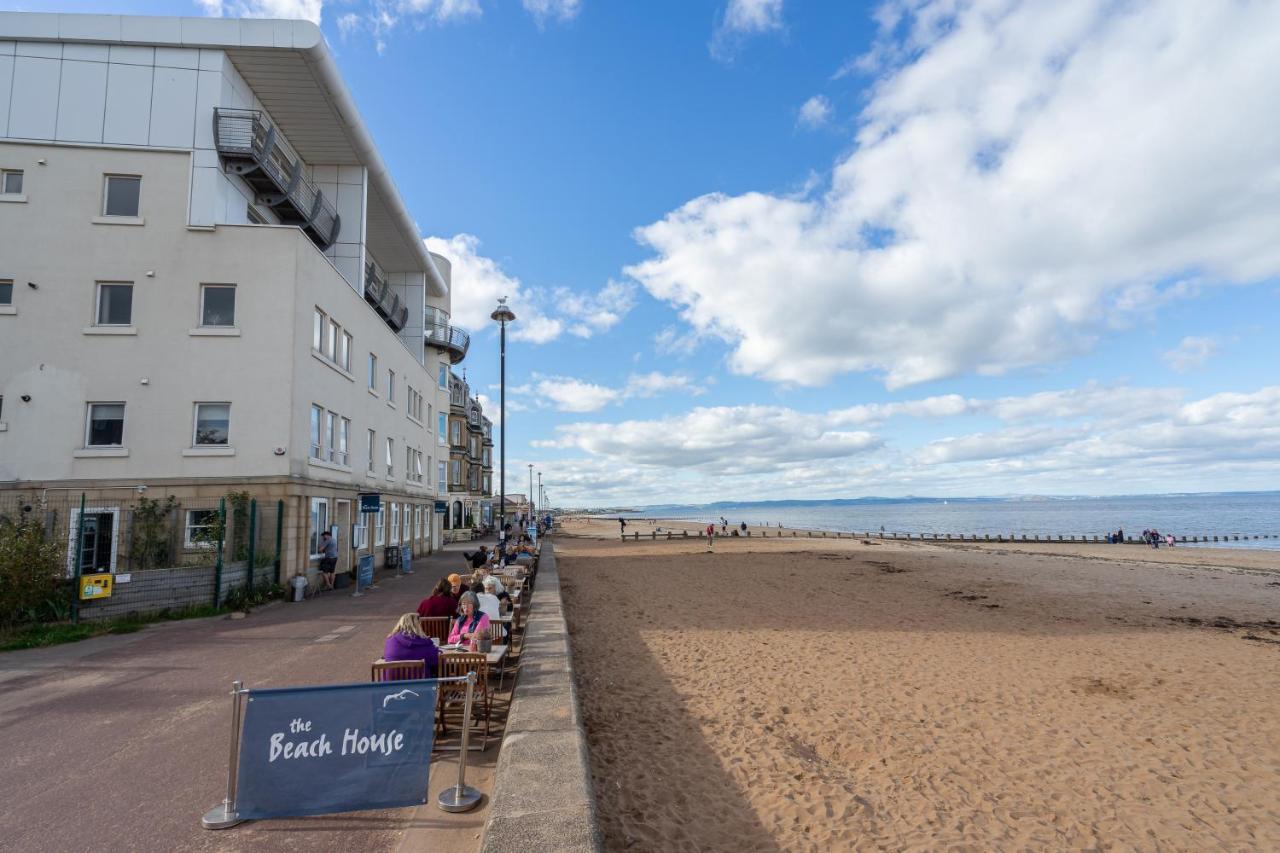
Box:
[233,680,438,819]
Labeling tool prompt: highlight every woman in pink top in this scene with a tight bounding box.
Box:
[448,591,491,645]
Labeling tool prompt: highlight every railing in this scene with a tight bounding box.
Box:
[213,108,341,251]
[363,261,409,332]
[425,321,470,363]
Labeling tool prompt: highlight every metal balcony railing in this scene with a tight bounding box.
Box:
[213,108,341,251]
[425,321,470,364]
[362,261,409,332]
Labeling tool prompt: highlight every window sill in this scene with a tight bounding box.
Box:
[83,326,137,336]
[386,401,397,410]
[189,327,240,337]
[91,215,145,226]
[367,388,380,399]
[0,194,27,204]
[74,447,129,458]
[0,423,7,432]
[308,456,352,473]
[0,306,15,315]
[311,350,355,381]
[385,475,396,482]
[407,415,423,427]
[182,446,235,457]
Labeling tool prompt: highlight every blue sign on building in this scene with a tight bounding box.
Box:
[234,680,438,819]
[358,493,381,514]
[357,554,374,591]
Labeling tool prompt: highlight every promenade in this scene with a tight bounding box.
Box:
[0,543,497,853]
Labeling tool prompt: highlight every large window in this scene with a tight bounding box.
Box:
[385,437,394,478]
[451,421,461,446]
[86,403,124,447]
[340,332,352,372]
[403,505,411,542]
[438,364,448,389]
[336,417,350,466]
[95,282,133,326]
[184,509,218,548]
[438,461,447,493]
[193,402,230,446]
[102,174,140,217]
[1,169,22,195]
[375,506,385,546]
[368,353,378,391]
[451,459,461,485]
[200,285,235,327]
[438,413,447,446]
[310,405,323,459]
[390,502,400,545]
[414,506,422,539]
[312,308,350,372]
[309,497,329,557]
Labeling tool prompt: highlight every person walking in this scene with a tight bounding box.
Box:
[619,517,627,536]
[319,530,338,591]
[706,522,715,551]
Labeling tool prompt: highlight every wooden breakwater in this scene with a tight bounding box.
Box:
[619,529,1278,545]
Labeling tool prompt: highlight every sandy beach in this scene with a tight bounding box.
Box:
[557,518,1280,851]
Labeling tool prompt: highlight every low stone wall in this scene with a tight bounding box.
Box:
[480,541,602,853]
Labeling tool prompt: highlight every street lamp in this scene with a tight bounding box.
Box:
[537,471,542,524]
[527,463,534,527]
[491,297,515,548]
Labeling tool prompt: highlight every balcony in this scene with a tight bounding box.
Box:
[426,321,470,364]
[213,109,341,251]
[362,262,409,332]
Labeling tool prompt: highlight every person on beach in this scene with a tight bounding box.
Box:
[619,517,627,535]
[706,522,715,550]
[417,578,457,619]
[448,592,491,646]
[382,613,439,678]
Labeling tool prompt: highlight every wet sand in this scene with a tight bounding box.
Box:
[557,518,1280,851]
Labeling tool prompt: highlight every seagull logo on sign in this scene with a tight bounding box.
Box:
[382,689,420,708]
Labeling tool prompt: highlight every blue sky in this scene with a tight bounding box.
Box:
[22,0,1280,505]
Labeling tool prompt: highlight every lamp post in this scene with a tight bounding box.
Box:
[527,463,534,528]
[491,297,515,547]
[537,471,542,524]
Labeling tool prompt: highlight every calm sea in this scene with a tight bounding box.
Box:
[620,493,1280,550]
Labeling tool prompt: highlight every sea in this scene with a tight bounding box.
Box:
[617,492,1280,551]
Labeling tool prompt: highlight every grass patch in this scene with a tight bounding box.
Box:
[0,586,282,653]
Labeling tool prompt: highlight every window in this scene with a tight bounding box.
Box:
[200,285,235,327]
[438,461,446,491]
[406,446,414,482]
[407,386,416,419]
[375,505,385,546]
[438,413,447,446]
[390,503,400,545]
[193,403,230,446]
[367,428,376,473]
[310,404,323,459]
[95,282,133,326]
[313,309,324,351]
[340,332,352,372]
[1,169,22,195]
[414,506,422,539]
[326,318,338,359]
[427,404,433,430]
[324,410,335,462]
[184,509,219,548]
[103,175,141,217]
[86,403,125,446]
[451,421,461,446]
[309,497,329,557]
[386,437,394,478]
[451,459,461,485]
[0,280,12,306]
[438,364,448,389]
[403,506,411,542]
[387,369,396,402]
[426,454,432,485]
[337,417,350,466]
[414,450,424,482]
[368,353,378,390]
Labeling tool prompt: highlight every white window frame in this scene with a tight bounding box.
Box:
[451,459,461,485]
[390,502,400,545]
[309,497,329,558]
[438,413,447,446]
[199,283,236,328]
[387,369,396,402]
[310,404,323,459]
[102,174,141,217]
[375,506,386,546]
[95,281,133,327]
[313,308,324,352]
[368,353,378,391]
[414,506,422,539]
[184,509,219,549]
[341,331,352,371]
[324,410,336,461]
[85,402,125,447]
[1,169,22,195]
[367,428,376,474]
[192,402,231,447]
[326,317,339,359]
[438,462,447,495]
[337,416,350,466]
[385,437,394,478]
[402,505,411,542]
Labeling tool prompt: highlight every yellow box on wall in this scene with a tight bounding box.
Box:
[79,573,113,600]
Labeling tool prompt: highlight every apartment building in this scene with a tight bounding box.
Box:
[0,13,472,584]
[443,370,494,538]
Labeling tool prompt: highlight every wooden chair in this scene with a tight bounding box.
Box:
[419,616,451,644]
[371,658,426,682]
[437,653,490,750]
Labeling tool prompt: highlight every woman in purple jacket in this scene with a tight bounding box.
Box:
[382,613,439,677]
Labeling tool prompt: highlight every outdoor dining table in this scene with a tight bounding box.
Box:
[439,642,508,669]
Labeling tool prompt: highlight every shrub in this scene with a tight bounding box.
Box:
[0,515,65,628]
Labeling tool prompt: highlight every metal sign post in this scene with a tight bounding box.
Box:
[202,681,246,829]
[437,672,482,813]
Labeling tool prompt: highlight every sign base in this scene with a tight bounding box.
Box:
[202,801,245,830]
[437,784,482,813]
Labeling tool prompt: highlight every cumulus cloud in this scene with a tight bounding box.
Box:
[1162,336,1219,373]
[522,0,582,26]
[711,0,785,59]
[631,0,1280,389]
[197,0,323,24]
[798,95,832,129]
[426,234,633,345]
[526,371,706,412]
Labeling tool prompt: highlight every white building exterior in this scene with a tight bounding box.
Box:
[0,13,471,583]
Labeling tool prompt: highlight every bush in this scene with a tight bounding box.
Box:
[0,515,66,628]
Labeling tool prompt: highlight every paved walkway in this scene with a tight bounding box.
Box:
[0,541,499,853]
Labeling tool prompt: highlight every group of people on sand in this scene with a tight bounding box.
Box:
[1142,528,1176,549]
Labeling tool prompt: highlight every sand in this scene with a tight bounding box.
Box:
[556,518,1280,851]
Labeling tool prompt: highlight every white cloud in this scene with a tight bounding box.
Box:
[711,0,785,59]
[197,0,323,24]
[1162,336,1219,373]
[798,95,832,129]
[426,234,632,345]
[632,0,1280,389]
[535,378,622,413]
[623,372,706,398]
[524,371,705,412]
[522,0,582,26]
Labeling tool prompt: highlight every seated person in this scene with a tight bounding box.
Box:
[382,613,439,677]
[484,576,512,611]
[476,580,502,621]
[463,545,489,570]
[447,573,466,605]
[469,568,491,594]
[417,578,457,618]
[448,593,491,646]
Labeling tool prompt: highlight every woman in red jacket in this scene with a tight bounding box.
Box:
[417,578,457,618]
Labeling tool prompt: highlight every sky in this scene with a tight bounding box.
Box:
[20,0,1280,506]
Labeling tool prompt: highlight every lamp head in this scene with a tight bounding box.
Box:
[490,296,516,324]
